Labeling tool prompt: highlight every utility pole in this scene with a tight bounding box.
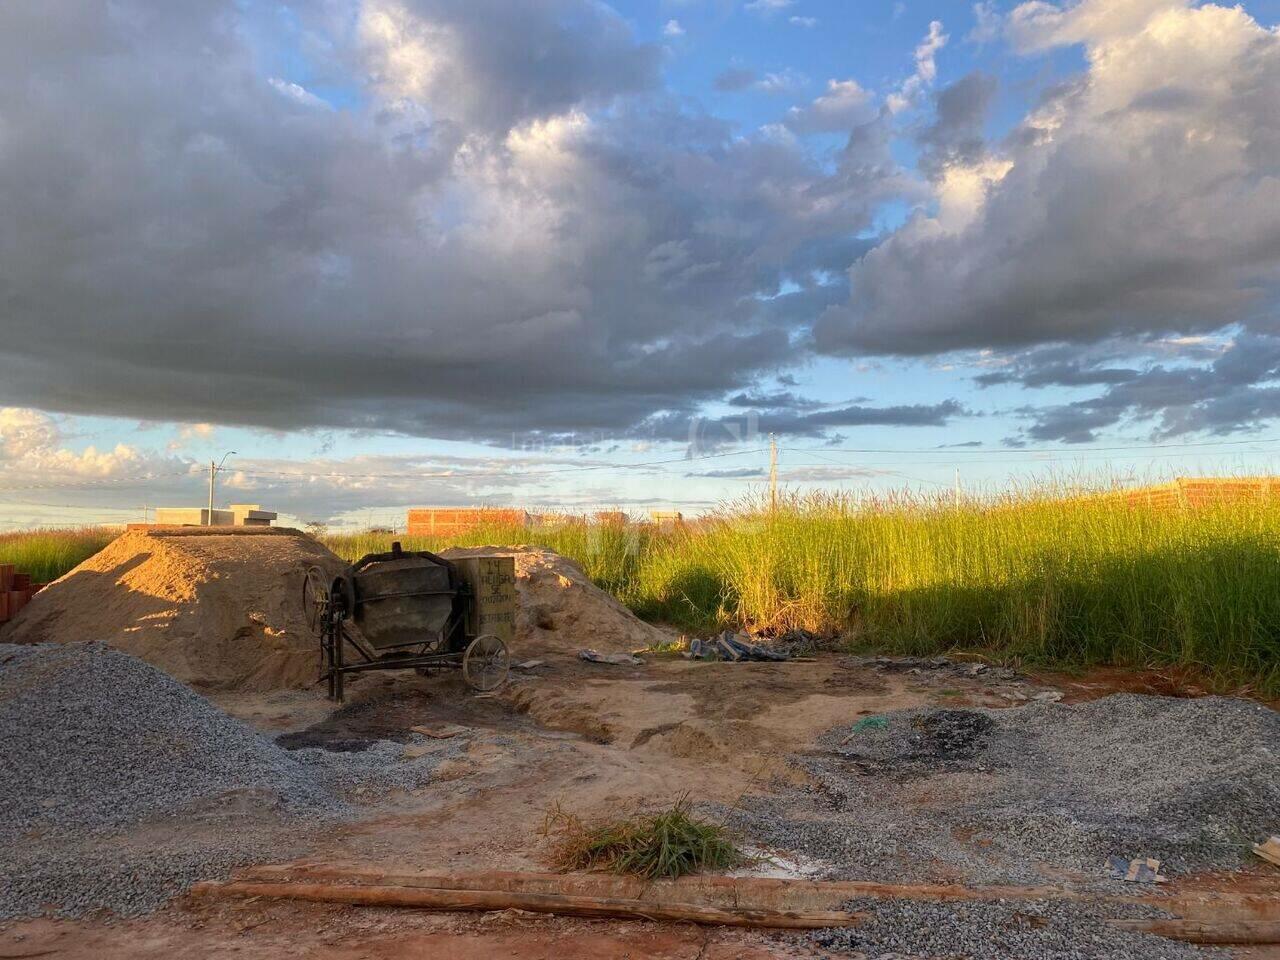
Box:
[207,451,237,526]
[768,433,779,514]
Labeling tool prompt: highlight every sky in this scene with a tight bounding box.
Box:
[2,0,1280,529]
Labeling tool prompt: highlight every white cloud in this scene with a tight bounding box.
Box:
[1008,0,1181,53]
[755,68,807,94]
[745,0,795,15]
[886,20,949,113]
[0,408,189,483]
[267,77,329,109]
[785,78,875,133]
[789,15,818,27]
[664,19,685,37]
[967,1,1002,44]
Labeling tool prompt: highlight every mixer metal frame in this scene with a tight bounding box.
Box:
[303,544,508,701]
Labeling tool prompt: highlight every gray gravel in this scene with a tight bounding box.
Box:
[0,643,460,918]
[734,694,1279,886]
[811,897,1222,960]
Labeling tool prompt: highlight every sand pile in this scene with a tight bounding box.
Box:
[0,527,346,691]
[442,545,671,654]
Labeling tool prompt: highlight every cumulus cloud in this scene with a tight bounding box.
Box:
[785,79,876,134]
[0,408,191,486]
[816,0,1280,383]
[0,0,898,447]
[360,0,660,132]
[916,71,998,174]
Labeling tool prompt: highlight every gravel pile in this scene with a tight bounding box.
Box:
[0,643,458,918]
[735,694,1278,886]
[812,897,1222,960]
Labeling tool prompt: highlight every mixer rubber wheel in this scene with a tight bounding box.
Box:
[462,634,509,692]
[302,566,330,637]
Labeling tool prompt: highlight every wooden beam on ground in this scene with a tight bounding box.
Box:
[235,864,1077,909]
[1109,919,1280,945]
[190,880,865,930]
[234,864,1280,923]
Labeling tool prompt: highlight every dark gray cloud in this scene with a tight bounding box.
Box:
[0,0,901,446]
[645,398,965,449]
[1002,333,1280,443]
[714,67,757,92]
[687,467,765,478]
[917,70,997,174]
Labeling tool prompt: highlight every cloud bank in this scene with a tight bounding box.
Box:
[1,0,1278,450]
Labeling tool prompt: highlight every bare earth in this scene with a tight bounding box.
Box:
[6,648,1276,959]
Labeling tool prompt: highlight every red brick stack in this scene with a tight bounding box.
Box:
[1125,476,1280,510]
[0,566,45,624]
[406,508,529,537]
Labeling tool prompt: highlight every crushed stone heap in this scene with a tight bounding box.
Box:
[0,642,457,918]
[736,693,1280,885]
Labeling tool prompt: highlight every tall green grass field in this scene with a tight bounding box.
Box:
[5,490,1278,693]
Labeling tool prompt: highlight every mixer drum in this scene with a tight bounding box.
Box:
[350,547,458,651]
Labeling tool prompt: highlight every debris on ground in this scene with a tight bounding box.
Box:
[685,631,790,662]
[842,654,1019,682]
[1107,856,1166,883]
[442,546,672,654]
[1256,836,1280,867]
[811,896,1219,960]
[0,527,347,691]
[514,659,546,670]
[733,694,1280,885]
[839,715,889,742]
[750,627,836,657]
[0,643,460,919]
[579,649,643,665]
[411,723,468,739]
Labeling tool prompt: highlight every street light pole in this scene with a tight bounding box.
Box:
[207,451,237,525]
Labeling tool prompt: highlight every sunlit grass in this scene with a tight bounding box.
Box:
[0,527,116,584]
[6,488,1279,694]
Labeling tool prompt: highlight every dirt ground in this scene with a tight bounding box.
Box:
[5,650,1277,959]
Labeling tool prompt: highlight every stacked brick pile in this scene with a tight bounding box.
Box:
[1125,476,1280,509]
[406,508,528,537]
[0,565,45,623]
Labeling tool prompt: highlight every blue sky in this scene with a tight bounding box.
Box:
[2,0,1280,529]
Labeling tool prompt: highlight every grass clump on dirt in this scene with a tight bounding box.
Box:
[542,799,745,880]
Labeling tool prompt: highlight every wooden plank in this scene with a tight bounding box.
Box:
[1109,919,1280,945]
[191,880,864,930]
[234,865,1280,922]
